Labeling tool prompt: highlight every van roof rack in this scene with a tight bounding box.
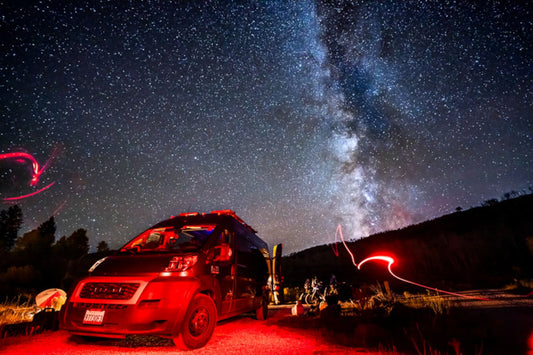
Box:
[178,212,200,217]
[173,210,257,234]
[210,209,257,234]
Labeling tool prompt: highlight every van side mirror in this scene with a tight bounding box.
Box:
[213,243,232,262]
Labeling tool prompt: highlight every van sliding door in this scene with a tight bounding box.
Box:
[233,223,257,313]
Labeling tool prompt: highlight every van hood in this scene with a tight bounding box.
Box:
[90,254,174,276]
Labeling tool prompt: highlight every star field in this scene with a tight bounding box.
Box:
[1,1,532,254]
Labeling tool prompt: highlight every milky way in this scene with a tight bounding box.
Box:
[1,1,532,253]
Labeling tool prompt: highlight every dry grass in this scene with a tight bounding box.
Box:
[0,295,39,326]
[284,281,453,317]
[303,281,453,318]
[401,290,451,315]
[408,323,484,355]
[316,284,486,353]
[504,278,533,291]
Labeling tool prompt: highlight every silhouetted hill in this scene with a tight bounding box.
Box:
[282,194,533,290]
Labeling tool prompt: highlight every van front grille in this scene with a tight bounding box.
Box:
[80,282,140,300]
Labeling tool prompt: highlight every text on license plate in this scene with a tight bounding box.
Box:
[83,309,105,325]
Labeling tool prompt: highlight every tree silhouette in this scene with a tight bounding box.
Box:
[0,205,23,253]
[38,216,56,240]
[52,229,90,290]
[68,229,89,259]
[7,217,57,290]
[54,229,89,259]
[97,240,110,253]
[13,229,50,266]
[482,198,499,207]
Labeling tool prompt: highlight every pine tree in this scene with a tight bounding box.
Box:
[0,205,23,252]
[97,240,110,253]
[38,216,56,240]
[66,228,89,259]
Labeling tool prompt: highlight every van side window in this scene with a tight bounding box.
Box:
[233,222,266,281]
[219,229,233,246]
[213,229,233,263]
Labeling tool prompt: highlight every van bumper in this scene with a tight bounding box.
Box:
[60,275,200,338]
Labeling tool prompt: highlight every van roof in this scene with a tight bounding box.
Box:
[150,210,269,259]
[162,209,257,234]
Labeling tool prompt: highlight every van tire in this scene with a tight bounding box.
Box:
[173,294,217,349]
[255,296,268,320]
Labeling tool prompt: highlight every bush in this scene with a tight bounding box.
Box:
[0,265,38,287]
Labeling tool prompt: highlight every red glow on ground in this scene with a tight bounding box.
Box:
[2,307,369,354]
[528,331,533,354]
[1,151,56,202]
[334,225,490,301]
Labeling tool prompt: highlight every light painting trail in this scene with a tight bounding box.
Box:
[51,198,69,217]
[334,225,357,269]
[1,151,55,202]
[0,152,43,186]
[334,225,489,301]
[3,182,55,201]
[357,255,490,301]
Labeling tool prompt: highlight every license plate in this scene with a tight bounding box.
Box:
[83,309,105,325]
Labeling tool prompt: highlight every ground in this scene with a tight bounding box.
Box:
[0,305,370,355]
[1,290,532,354]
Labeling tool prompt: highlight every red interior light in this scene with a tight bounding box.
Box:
[213,244,232,262]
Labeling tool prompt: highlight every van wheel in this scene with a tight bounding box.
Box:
[173,294,217,349]
[255,296,268,320]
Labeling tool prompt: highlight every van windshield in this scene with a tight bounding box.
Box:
[120,225,215,253]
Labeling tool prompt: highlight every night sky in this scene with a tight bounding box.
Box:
[1,1,532,254]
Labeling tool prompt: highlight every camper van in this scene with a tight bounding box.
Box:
[61,210,270,349]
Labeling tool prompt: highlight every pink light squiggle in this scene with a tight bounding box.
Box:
[0,152,43,186]
[3,182,55,201]
[334,225,489,301]
[1,151,56,202]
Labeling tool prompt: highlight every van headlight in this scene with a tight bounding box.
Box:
[161,254,198,275]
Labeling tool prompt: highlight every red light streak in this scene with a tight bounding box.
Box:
[3,182,55,201]
[334,225,489,301]
[51,198,69,217]
[0,152,43,186]
[1,151,56,202]
[334,224,357,267]
[357,255,489,301]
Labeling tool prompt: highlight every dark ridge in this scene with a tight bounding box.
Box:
[282,194,533,290]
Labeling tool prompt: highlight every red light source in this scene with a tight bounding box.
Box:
[334,225,489,301]
[213,244,232,262]
[1,150,57,202]
[527,331,533,354]
[3,182,55,201]
[0,152,42,186]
